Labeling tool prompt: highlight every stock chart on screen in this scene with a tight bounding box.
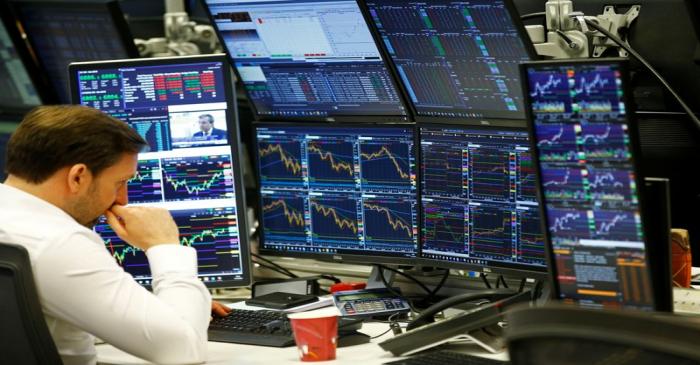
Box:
[204,0,406,118]
[419,126,546,272]
[71,57,247,286]
[365,0,532,119]
[525,61,653,310]
[256,125,418,258]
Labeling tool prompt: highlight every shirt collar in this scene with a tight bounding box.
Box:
[0,183,78,223]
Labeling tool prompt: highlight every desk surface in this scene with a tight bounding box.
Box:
[95,322,508,365]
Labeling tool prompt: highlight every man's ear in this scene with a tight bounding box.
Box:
[66,164,92,194]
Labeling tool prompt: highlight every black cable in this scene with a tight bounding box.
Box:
[518,278,527,293]
[377,266,422,314]
[376,265,432,295]
[498,275,509,289]
[252,261,296,278]
[251,253,298,278]
[423,269,450,303]
[480,273,492,289]
[521,12,546,21]
[319,274,341,284]
[582,17,700,131]
[370,312,402,339]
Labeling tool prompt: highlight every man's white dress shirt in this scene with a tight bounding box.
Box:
[0,184,211,365]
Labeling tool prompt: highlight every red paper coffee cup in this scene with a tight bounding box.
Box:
[288,309,339,362]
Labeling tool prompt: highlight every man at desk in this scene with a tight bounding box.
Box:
[193,114,227,140]
[0,106,220,365]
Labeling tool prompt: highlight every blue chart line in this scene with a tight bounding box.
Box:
[536,124,578,162]
[580,123,629,161]
[529,72,567,98]
[422,144,463,197]
[528,71,570,114]
[572,70,620,114]
[541,167,586,201]
[517,209,545,263]
[96,207,240,276]
[360,142,412,190]
[363,198,415,249]
[517,151,537,202]
[127,118,171,152]
[258,141,304,186]
[95,220,150,277]
[548,208,590,240]
[310,196,360,245]
[469,147,510,201]
[261,195,307,241]
[172,208,241,273]
[128,159,162,204]
[307,141,355,187]
[588,168,634,202]
[470,205,513,259]
[593,210,640,241]
[161,154,234,201]
[422,200,466,252]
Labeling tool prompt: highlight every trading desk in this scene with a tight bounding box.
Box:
[95,322,508,364]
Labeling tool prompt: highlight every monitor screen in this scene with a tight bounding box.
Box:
[0,16,41,111]
[203,0,407,119]
[255,124,418,261]
[13,0,137,104]
[0,130,12,181]
[524,60,655,310]
[364,0,533,120]
[69,55,251,288]
[419,125,546,275]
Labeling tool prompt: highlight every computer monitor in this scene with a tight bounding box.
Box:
[0,5,46,117]
[68,55,251,288]
[201,0,408,121]
[418,124,547,277]
[522,59,663,310]
[361,0,536,123]
[11,0,139,104]
[255,123,418,264]
[514,0,700,266]
[0,124,16,181]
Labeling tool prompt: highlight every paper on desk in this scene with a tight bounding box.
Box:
[229,295,335,313]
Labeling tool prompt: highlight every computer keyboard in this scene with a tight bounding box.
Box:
[208,309,365,347]
[383,350,510,365]
[208,309,295,347]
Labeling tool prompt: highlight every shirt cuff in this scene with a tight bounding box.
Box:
[145,244,198,277]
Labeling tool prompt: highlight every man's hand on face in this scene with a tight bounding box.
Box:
[105,205,180,251]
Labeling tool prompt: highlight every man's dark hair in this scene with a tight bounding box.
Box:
[6,105,148,184]
[198,114,214,124]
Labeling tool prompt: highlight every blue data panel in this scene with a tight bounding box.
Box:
[204,0,406,118]
[256,125,418,258]
[365,0,532,119]
[419,126,546,272]
[525,61,652,310]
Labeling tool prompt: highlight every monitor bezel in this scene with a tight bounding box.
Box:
[0,1,56,111]
[198,0,412,123]
[254,121,420,265]
[67,54,253,289]
[415,122,549,279]
[10,0,140,104]
[521,58,666,310]
[357,0,539,124]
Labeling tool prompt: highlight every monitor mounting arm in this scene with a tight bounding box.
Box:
[134,0,222,57]
[525,0,640,59]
